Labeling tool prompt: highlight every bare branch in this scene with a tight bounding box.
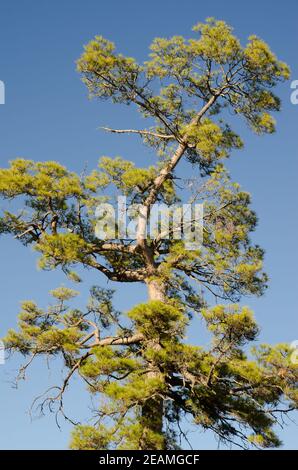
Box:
[101,127,175,140]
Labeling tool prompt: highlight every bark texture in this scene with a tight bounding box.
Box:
[139,278,166,449]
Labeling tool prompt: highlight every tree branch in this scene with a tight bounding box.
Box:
[101,127,175,140]
[85,332,144,349]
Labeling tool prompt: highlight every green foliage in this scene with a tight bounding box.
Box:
[77,18,289,174]
[181,119,243,166]
[70,425,113,450]
[202,304,259,345]
[0,159,82,199]
[128,301,186,340]
[0,18,295,451]
[4,290,297,449]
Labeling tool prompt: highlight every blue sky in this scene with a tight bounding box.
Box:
[0,0,297,449]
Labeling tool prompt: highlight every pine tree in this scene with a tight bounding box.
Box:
[1,19,297,450]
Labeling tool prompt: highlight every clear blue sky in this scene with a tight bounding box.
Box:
[0,0,297,450]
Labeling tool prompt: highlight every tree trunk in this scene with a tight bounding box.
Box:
[139,278,166,450]
[147,279,166,302]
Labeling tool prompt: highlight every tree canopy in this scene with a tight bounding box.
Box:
[1,19,297,450]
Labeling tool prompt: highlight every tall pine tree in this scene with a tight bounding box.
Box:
[1,19,297,449]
